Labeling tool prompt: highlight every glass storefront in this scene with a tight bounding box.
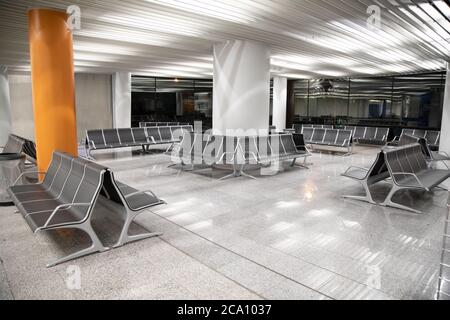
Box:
[132,71,446,131]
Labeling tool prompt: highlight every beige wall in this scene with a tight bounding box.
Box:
[9,74,34,140]
[8,73,113,142]
[75,73,112,140]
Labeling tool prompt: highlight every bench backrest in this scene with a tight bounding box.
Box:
[279,134,298,154]
[47,153,74,198]
[399,134,432,159]
[3,135,25,154]
[159,127,173,141]
[301,127,314,142]
[103,129,120,145]
[335,130,352,146]
[132,128,148,143]
[425,130,440,146]
[146,127,161,142]
[384,143,428,176]
[367,152,390,184]
[70,158,105,219]
[311,128,325,143]
[41,152,63,190]
[86,130,106,148]
[117,128,134,144]
[323,129,338,145]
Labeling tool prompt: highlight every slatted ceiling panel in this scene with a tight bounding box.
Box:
[0,0,448,77]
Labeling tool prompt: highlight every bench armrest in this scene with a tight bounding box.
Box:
[218,150,237,163]
[390,172,426,189]
[341,139,350,147]
[124,189,158,199]
[43,203,92,228]
[390,136,399,143]
[341,166,369,179]
[13,171,47,186]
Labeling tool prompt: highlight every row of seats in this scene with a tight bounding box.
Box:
[139,122,183,127]
[396,134,450,169]
[302,124,333,129]
[176,133,310,179]
[393,129,440,150]
[8,151,164,267]
[85,125,193,158]
[344,126,389,145]
[342,143,450,213]
[301,127,353,154]
[294,124,390,146]
[1,134,37,163]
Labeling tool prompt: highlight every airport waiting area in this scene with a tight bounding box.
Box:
[0,0,450,303]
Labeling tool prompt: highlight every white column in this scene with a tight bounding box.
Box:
[112,72,131,128]
[213,40,270,134]
[272,77,287,132]
[440,63,450,154]
[0,66,12,146]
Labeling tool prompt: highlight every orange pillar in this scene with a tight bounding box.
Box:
[28,9,78,174]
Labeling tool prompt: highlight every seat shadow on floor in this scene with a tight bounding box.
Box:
[40,202,153,258]
[342,181,447,214]
[168,162,308,180]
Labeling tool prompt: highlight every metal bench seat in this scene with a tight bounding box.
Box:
[382,143,450,213]
[114,180,164,212]
[394,169,450,190]
[1,135,24,154]
[342,151,390,204]
[8,151,109,267]
[100,171,164,248]
[176,133,309,180]
[117,128,141,147]
[302,127,352,154]
[396,134,450,169]
[85,126,193,158]
[345,126,389,146]
[390,129,441,150]
[9,152,63,195]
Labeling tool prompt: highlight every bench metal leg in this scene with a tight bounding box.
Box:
[165,142,175,153]
[380,185,423,214]
[113,210,162,248]
[290,157,310,169]
[45,221,109,268]
[342,181,377,204]
[343,145,353,156]
[219,164,256,180]
[86,148,96,160]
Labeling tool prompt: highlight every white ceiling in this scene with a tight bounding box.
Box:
[0,0,449,79]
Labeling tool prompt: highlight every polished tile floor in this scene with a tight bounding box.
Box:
[0,144,448,300]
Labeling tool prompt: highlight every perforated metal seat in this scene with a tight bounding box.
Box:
[118,128,139,146]
[8,152,108,267]
[311,128,325,144]
[131,128,149,144]
[382,143,450,213]
[145,127,161,143]
[301,127,314,142]
[9,152,62,195]
[1,135,24,154]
